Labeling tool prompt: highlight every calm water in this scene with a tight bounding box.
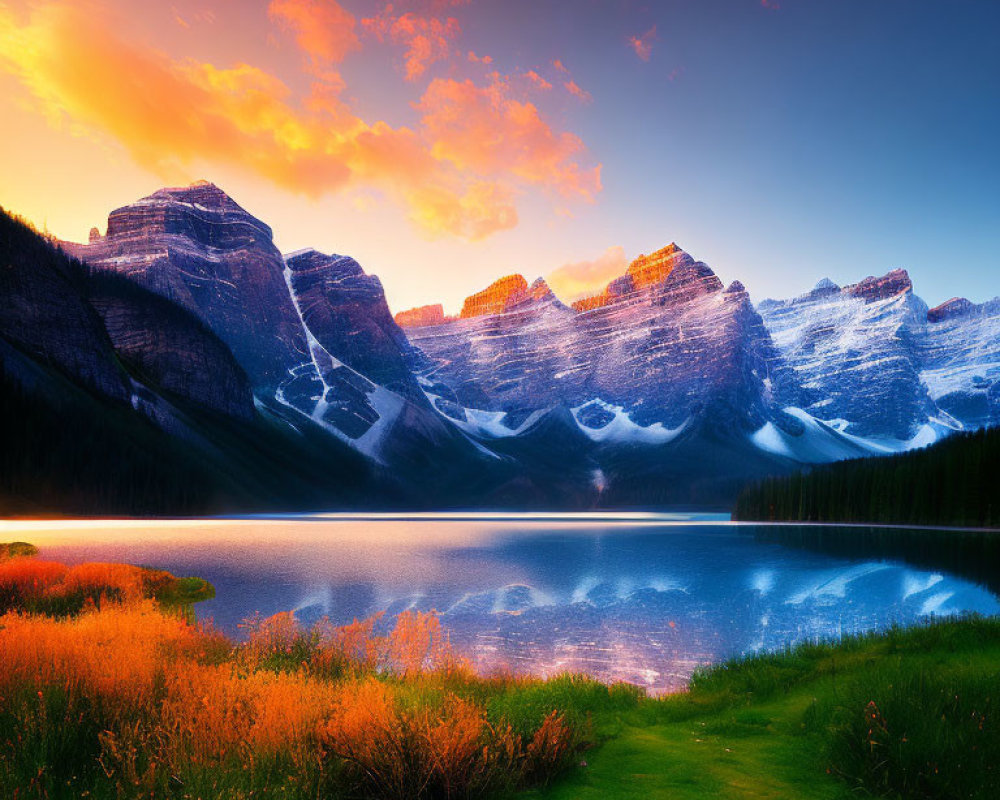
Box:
[6,514,999,695]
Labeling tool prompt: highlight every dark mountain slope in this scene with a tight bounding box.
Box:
[0,208,379,515]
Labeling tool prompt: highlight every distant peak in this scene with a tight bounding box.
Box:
[723,280,746,295]
[928,297,975,323]
[572,243,692,313]
[846,268,912,302]
[813,277,840,293]
[460,274,529,318]
[395,304,447,328]
[285,248,364,279]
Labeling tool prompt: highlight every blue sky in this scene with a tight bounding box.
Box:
[1,0,997,310]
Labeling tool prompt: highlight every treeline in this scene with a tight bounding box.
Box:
[0,356,227,516]
[734,427,1000,528]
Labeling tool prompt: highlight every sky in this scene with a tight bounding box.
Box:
[0,0,997,314]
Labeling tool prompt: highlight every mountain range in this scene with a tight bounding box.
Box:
[2,180,996,513]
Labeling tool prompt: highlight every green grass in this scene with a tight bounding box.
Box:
[521,616,1000,800]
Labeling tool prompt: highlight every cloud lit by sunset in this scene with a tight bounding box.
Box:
[0,0,598,248]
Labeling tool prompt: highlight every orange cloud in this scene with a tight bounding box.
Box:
[268,0,360,80]
[524,70,553,91]
[418,75,602,203]
[0,1,598,241]
[546,246,628,302]
[628,25,657,62]
[362,7,461,81]
[564,79,592,103]
[552,59,569,74]
[467,50,492,65]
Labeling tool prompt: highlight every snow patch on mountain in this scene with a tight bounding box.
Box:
[571,400,688,444]
[751,406,950,463]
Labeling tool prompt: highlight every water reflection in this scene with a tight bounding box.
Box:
[9,517,999,695]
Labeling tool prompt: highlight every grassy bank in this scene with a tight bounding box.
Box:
[524,617,1000,800]
[2,542,998,799]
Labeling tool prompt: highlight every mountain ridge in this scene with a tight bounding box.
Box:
[28,179,999,510]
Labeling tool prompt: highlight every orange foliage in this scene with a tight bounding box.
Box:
[0,555,183,611]
[0,601,203,707]
[58,562,146,602]
[0,558,68,600]
[0,552,582,797]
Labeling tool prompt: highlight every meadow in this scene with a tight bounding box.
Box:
[1,541,998,800]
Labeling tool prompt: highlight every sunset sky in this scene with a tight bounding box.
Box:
[1,0,997,314]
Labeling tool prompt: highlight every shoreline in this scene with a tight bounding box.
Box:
[3,512,999,535]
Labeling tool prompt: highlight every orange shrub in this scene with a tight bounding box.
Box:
[0,558,68,601]
[313,613,384,673]
[0,601,203,707]
[387,610,449,676]
[317,678,568,799]
[157,661,338,767]
[53,562,147,604]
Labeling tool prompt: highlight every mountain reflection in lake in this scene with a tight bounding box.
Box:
[13,516,1000,695]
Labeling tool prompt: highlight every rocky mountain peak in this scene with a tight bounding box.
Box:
[812,277,840,294]
[656,261,725,304]
[507,277,560,310]
[572,243,694,312]
[285,249,365,280]
[627,243,689,290]
[846,269,913,302]
[395,303,447,328]
[98,181,274,246]
[460,274,529,318]
[928,297,975,323]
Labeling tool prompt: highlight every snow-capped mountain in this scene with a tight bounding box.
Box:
[757,272,1000,448]
[404,248,792,438]
[57,180,999,507]
[64,183,588,506]
[922,296,1000,428]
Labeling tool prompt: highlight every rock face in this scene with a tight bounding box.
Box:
[284,250,424,402]
[64,181,307,390]
[845,268,913,302]
[406,247,795,461]
[87,272,254,420]
[278,249,446,447]
[460,274,529,318]
[921,297,1000,428]
[757,271,935,440]
[572,244,690,311]
[928,297,975,323]
[627,243,685,289]
[395,304,447,328]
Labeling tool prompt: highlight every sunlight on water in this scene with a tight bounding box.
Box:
[4,516,997,695]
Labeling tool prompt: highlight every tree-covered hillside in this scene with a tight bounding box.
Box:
[734,427,1000,528]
